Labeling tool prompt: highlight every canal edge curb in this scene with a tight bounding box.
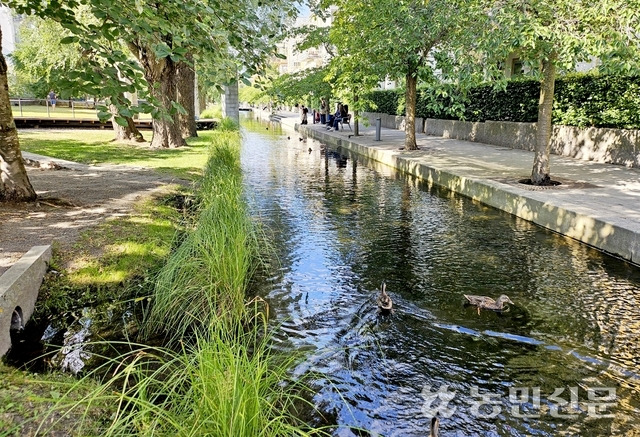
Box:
[290,122,639,266]
[0,245,52,357]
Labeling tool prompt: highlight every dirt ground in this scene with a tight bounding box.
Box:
[0,152,182,275]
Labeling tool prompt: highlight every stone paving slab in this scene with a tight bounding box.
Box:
[262,109,640,265]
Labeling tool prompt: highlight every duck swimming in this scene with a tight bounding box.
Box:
[464,294,514,314]
[377,282,393,314]
[429,413,439,437]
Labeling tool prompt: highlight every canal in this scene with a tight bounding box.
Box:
[240,115,640,436]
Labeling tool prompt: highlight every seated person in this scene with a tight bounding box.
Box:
[327,103,341,130]
[328,103,348,131]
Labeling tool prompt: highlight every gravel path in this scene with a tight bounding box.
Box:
[0,152,183,275]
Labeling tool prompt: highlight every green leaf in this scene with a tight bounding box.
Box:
[97,111,111,121]
[152,43,172,59]
[60,36,79,44]
[115,116,129,127]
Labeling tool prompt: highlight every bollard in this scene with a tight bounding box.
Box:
[375,117,381,141]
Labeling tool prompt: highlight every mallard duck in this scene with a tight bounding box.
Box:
[377,282,393,314]
[464,294,514,314]
[429,413,439,437]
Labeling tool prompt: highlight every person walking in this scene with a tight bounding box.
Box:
[48,90,57,110]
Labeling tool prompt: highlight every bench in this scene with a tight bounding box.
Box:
[339,114,352,131]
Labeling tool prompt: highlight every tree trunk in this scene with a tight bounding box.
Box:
[404,71,418,150]
[176,57,197,138]
[150,60,185,148]
[531,53,557,185]
[132,40,186,149]
[198,82,207,115]
[354,93,359,136]
[0,29,36,202]
[109,100,145,142]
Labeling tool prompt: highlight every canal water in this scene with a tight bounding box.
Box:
[240,116,640,436]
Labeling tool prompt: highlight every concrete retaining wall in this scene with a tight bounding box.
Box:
[0,245,51,356]
[424,118,640,168]
[365,112,640,167]
[362,112,424,134]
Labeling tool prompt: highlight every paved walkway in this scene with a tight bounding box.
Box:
[264,109,640,265]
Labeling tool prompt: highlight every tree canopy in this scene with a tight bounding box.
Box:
[481,0,640,183]
[317,0,493,149]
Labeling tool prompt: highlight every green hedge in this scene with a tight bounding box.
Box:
[364,74,640,129]
[366,89,402,115]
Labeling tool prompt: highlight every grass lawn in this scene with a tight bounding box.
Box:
[12,103,152,120]
[39,186,186,313]
[19,129,214,180]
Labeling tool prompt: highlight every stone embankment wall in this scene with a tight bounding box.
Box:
[362,112,640,168]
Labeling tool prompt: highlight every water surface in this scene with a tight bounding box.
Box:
[241,116,640,436]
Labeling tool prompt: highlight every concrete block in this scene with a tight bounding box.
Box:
[480,121,537,150]
[551,125,637,167]
[0,245,51,357]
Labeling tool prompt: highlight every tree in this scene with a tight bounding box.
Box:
[176,57,197,138]
[9,16,81,98]
[267,66,333,107]
[487,0,640,184]
[7,0,297,148]
[0,26,36,201]
[109,94,145,142]
[320,0,488,150]
[11,14,145,142]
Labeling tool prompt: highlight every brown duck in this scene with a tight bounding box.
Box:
[464,294,514,314]
[377,282,393,314]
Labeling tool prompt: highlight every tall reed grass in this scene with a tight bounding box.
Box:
[144,129,259,343]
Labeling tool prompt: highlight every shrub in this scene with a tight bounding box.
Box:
[364,73,640,129]
[363,89,402,115]
[199,105,223,119]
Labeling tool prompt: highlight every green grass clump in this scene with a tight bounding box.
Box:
[215,116,240,132]
[19,130,213,180]
[38,315,322,437]
[144,130,258,342]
